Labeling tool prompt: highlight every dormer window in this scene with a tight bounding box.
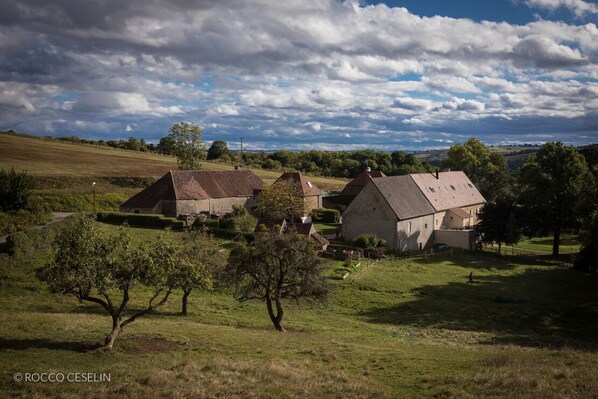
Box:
[307,181,313,187]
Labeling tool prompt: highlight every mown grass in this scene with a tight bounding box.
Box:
[510,234,580,254]
[1,223,597,398]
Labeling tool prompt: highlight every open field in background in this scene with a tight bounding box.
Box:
[0,133,347,191]
[1,222,597,398]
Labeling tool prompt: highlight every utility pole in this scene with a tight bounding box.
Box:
[92,181,96,214]
[240,136,244,164]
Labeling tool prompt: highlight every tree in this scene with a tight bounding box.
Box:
[207,140,229,160]
[36,217,180,350]
[157,135,176,155]
[166,122,207,170]
[0,167,34,211]
[225,230,328,331]
[475,197,521,254]
[574,210,598,272]
[257,180,305,221]
[171,230,218,316]
[517,142,588,258]
[445,138,511,202]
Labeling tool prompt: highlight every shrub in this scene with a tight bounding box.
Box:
[0,168,34,211]
[311,208,341,223]
[96,212,185,230]
[0,209,52,236]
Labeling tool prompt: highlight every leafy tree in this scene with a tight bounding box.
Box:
[207,140,229,160]
[225,230,328,331]
[166,122,207,170]
[574,210,598,272]
[157,135,176,155]
[517,142,588,258]
[0,168,34,211]
[173,230,218,316]
[445,138,511,202]
[257,180,305,221]
[224,205,258,233]
[475,197,521,254]
[36,217,180,350]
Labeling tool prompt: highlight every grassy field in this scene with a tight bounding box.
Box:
[0,133,347,191]
[511,234,580,254]
[1,223,597,398]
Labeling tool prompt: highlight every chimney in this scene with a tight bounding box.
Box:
[435,169,439,179]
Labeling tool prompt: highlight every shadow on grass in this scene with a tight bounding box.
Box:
[360,263,598,351]
[0,338,102,352]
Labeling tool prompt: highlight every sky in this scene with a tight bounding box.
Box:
[0,0,597,151]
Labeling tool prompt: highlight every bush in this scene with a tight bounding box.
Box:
[208,227,253,242]
[353,234,384,249]
[0,209,52,236]
[32,193,128,212]
[96,212,186,230]
[311,208,341,223]
[0,168,34,211]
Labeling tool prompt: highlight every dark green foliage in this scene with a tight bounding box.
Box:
[574,211,598,272]
[207,140,229,160]
[0,168,34,211]
[444,138,511,202]
[96,212,185,230]
[517,142,588,258]
[353,234,386,249]
[311,208,341,223]
[475,197,521,254]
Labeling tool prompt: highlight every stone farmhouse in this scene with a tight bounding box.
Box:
[342,171,485,251]
[119,169,263,217]
[275,172,323,222]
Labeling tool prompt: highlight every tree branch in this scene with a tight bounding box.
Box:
[121,288,172,329]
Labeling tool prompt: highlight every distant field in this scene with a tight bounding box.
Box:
[0,133,347,190]
[1,224,597,398]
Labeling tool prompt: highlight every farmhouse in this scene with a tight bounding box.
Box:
[342,171,485,251]
[119,169,263,218]
[275,172,323,221]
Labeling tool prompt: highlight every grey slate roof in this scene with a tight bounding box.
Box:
[370,175,436,220]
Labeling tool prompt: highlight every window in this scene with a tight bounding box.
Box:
[467,183,473,188]
[425,223,428,229]
[429,187,436,193]
[450,185,456,191]
[307,181,313,187]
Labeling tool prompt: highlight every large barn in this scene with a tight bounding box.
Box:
[342,171,486,251]
[119,169,263,218]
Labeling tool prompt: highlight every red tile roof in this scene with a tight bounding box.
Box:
[121,170,263,209]
[341,170,386,196]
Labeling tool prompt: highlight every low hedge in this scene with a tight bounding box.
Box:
[96,212,186,230]
[311,208,341,223]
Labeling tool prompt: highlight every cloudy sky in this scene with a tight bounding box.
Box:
[1,0,597,150]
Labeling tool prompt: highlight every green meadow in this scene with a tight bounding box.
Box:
[1,224,596,398]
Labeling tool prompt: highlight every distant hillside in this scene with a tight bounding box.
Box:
[0,133,347,190]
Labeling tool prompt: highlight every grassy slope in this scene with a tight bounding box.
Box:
[0,134,347,190]
[1,225,597,398]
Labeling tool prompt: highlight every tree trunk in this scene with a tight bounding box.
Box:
[498,242,502,255]
[104,316,122,351]
[553,224,561,259]
[265,296,285,332]
[181,289,191,316]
